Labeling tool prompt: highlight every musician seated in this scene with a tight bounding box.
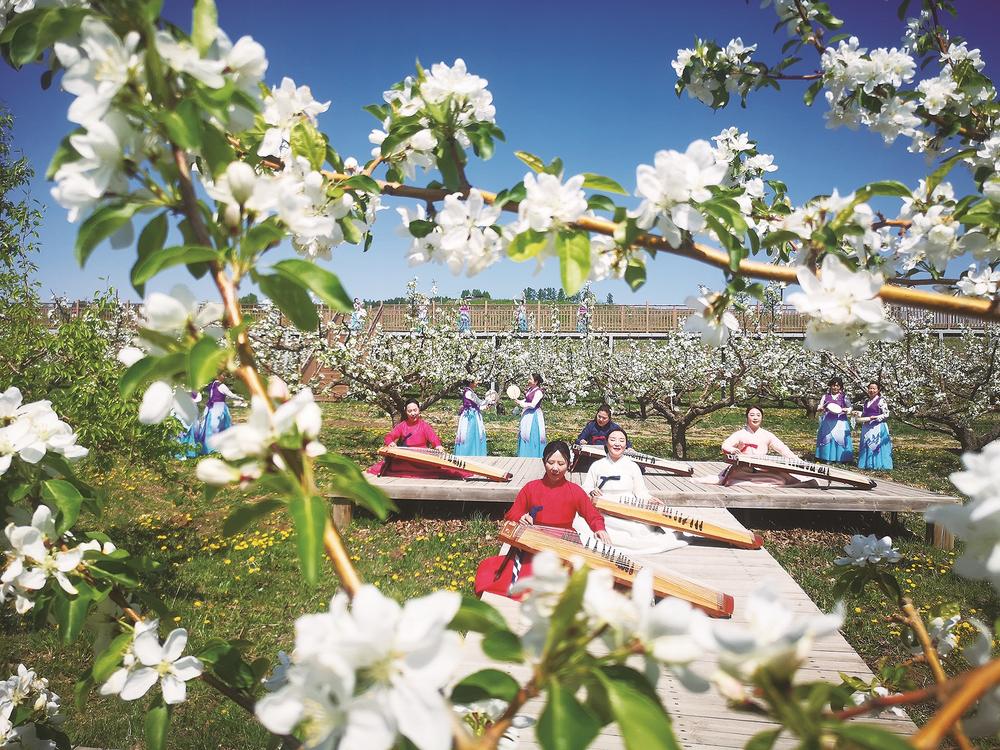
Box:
[575,405,630,448]
[579,429,685,554]
[367,399,463,479]
[475,441,609,598]
[698,405,805,486]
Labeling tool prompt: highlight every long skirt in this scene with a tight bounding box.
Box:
[517,409,546,458]
[816,416,853,463]
[454,409,487,456]
[197,402,232,455]
[176,420,201,459]
[858,422,893,470]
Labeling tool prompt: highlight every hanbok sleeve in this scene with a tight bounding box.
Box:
[721,430,742,454]
[875,398,890,423]
[384,422,405,446]
[465,388,483,407]
[582,463,600,493]
[629,461,652,499]
[574,486,606,532]
[526,389,543,408]
[217,383,239,399]
[422,421,443,448]
[576,422,593,444]
[768,432,798,460]
[505,485,532,521]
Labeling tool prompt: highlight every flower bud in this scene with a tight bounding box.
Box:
[226,161,258,205]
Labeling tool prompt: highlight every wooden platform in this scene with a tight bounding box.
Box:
[455,507,918,749]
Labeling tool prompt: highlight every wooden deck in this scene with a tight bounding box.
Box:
[455,507,917,749]
[367,456,957,512]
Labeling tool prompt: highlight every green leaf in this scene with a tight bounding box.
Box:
[52,579,94,644]
[537,679,601,750]
[804,79,823,106]
[288,494,328,585]
[161,99,203,151]
[242,220,285,258]
[131,245,220,286]
[46,130,81,180]
[926,148,976,196]
[187,335,227,388]
[273,259,353,311]
[222,498,285,537]
[481,630,524,663]
[623,260,646,291]
[88,559,141,588]
[860,180,911,198]
[10,7,87,66]
[746,728,782,750]
[407,219,437,238]
[594,666,680,750]
[316,453,396,520]
[448,594,511,634]
[200,123,235,178]
[543,157,564,177]
[145,698,170,750]
[556,229,591,296]
[340,174,380,194]
[76,203,142,266]
[379,120,425,156]
[290,119,327,171]
[256,273,320,330]
[191,0,218,55]
[826,723,914,750]
[42,479,84,535]
[138,212,169,260]
[582,173,627,195]
[451,669,520,704]
[508,229,549,261]
[587,195,616,213]
[761,229,801,248]
[514,150,546,173]
[119,356,158,398]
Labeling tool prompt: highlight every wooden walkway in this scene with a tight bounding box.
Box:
[368,455,956,508]
[455,507,917,749]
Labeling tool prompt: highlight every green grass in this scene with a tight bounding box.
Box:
[1,401,997,749]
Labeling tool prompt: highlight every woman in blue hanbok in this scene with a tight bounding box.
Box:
[197,375,244,454]
[516,373,546,458]
[454,380,488,456]
[815,376,853,463]
[856,381,893,470]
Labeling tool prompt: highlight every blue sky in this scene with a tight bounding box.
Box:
[1,0,997,303]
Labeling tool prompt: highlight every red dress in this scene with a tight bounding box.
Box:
[476,478,606,598]
[367,418,467,478]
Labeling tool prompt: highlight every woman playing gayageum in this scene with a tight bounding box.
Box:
[581,428,682,554]
[515,373,546,458]
[697,405,802,486]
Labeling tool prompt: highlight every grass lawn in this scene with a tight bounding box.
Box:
[2,400,997,749]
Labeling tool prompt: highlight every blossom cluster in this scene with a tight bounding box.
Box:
[99,620,204,705]
[196,386,325,487]
[672,38,760,108]
[0,664,63,750]
[255,585,461,750]
[834,534,903,567]
[0,387,89,476]
[926,439,1000,593]
[370,58,496,180]
[1,506,110,615]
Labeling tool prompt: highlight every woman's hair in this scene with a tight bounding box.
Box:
[595,404,612,419]
[532,372,544,386]
[542,440,571,465]
[827,376,844,390]
[745,405,764,420]
[460,379,473,389]
[868,380,881,390]
[604,428,629,453]
[401,398,420,417]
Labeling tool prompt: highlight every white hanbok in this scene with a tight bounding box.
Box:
[573,454,687,555]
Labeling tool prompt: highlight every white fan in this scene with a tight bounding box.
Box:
[506,385,521,400]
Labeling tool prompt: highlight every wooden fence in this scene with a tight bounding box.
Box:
[39,300,990,336]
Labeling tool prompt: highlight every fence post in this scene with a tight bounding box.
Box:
[645,302,650,333]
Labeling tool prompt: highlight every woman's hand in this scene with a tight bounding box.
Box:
[387,441,398,447]
[435,444,446,453]
[595,530,612,545]
[518,513,535,525]
[589,488,603,499]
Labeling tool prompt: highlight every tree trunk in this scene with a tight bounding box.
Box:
[801,396,820,419]
[670,422,687,459]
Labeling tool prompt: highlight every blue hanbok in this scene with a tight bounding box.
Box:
[816,392,854,463]
[454,387,488,456]
[196,380,236,455]
[175,392,202,459]
[517,386,546,458]
[857,395,893,470]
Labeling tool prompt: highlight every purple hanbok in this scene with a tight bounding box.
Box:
[857,395,893,470]
[196,380,235,455]
[816,391,854,463]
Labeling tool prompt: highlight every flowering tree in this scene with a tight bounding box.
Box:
[3,0,1000,749]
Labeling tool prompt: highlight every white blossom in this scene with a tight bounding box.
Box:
[516,172,587,233]
[834,534,902,567]
[139,284,223,338]
[956,264,1000,299]
[102,625,203,704]
[683,294,739,347]
[155,30,225,88]
[259,77,330,159]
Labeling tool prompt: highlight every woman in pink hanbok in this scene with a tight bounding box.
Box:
[698,406,802,486]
